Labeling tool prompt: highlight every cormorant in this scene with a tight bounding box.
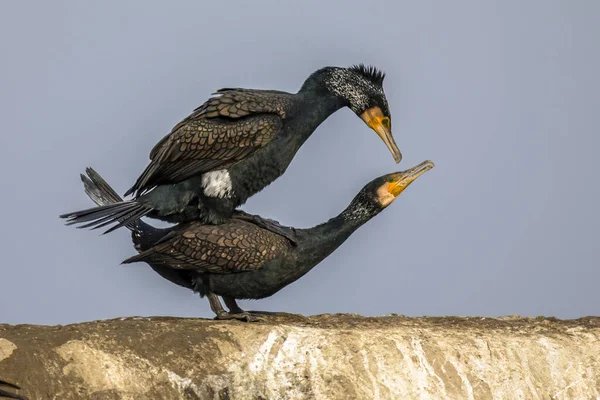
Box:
[80,160,433,321]
[60,65,401,241]
[0,379,26,400]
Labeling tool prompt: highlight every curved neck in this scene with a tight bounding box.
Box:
[298,67,334,94]
[295,200,380,270]
[206,197,381,300]
[287,89,346,142]
[232,89,345,203]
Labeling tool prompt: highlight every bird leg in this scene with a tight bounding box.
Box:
[0,379,27,400]
[207,293,260,322]
[222,296,245,314]
[232,211,298,245]
[222,296,279,317]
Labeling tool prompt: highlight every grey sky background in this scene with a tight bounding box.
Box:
[1,1,598,325]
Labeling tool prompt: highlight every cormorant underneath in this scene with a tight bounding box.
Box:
[79,160,433,321]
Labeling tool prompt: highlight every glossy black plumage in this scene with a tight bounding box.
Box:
[124,219,293,273]
[61,65,399,236]
[127,89,290,197]
[80,162,432,320]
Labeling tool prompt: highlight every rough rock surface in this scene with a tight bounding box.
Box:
[1,314,599,399]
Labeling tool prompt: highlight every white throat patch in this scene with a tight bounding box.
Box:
[202,170,234,199]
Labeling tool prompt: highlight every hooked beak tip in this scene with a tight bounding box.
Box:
[374,125,401,164]
[406,160,435,179]
[359,108,402,163]
[388,160,434,197]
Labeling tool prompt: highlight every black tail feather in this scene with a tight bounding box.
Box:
[88,205,148,230]
[77,167,172,248]
[60,170,154,233]
[81,167,123,204]
[0,379,27,400]
[60,201,152,233]
[61,202,127,223]
[0,381,19,391]
[121,252,146,264]
[80,167,142,234]
[0,389,27,400]
[121,249,170,266]
[101,206,153,234]
[77,209,130,229]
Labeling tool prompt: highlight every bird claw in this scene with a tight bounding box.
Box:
[214,312,263,322]
[245,310,279,316]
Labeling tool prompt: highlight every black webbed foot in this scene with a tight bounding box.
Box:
[0,379,27,400]
[208,293,262,322]
[214,311,262,322]
[245,310,280,316]
[233,211,297,245]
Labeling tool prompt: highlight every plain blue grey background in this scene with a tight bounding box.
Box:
[1,1,598,325]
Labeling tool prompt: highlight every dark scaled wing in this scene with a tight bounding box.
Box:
[183,88,291,122]
[126,89,292,196]
[123,220,292,273]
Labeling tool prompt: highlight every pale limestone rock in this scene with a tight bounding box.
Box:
[0,339,16,363]
[0,314,599,399]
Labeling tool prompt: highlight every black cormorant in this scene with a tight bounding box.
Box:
[0,379,26,400]
[80,160,433,321]
[60,65,401,240]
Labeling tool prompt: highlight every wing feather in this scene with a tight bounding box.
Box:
[126,89,292,197]
[122,220,291,273]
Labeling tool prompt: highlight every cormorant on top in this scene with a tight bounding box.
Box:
[60,65,401,241]
[80,160,433,321]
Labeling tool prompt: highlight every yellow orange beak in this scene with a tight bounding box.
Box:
[387,160,435,197]
[360,106,402,163]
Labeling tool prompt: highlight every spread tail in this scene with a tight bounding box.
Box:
[80,167,123,206]
[78,168,170,250]
[59,168,153,234]
[78,167,140,232]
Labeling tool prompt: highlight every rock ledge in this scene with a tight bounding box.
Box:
[1,314,599,399]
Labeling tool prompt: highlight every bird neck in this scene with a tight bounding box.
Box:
[288,87,346,142]
[297,197,380,268]
[298,67,340,96]
[231,89,345,204]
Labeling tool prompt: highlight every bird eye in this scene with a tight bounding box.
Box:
[387,177,394,183]
[381,117,390,128]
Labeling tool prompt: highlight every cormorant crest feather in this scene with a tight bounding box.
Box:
[349,64,386,86]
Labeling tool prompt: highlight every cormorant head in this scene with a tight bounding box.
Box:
[373,160,434,207]
[345,160,434,221]
[318,64,402,163]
